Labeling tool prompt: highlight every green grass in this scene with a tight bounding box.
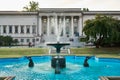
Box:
[0,48,48,58]
[70,47,120,58]
[0,47,120,58]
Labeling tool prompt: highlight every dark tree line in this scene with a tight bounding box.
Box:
[0,36,18,46]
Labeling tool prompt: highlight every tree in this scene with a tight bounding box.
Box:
[0,36,4,46]
[4,36,13,46]
[23,1,40,11]
[82,8,89,11]
[83,15,120,48]
[0,36,14,46]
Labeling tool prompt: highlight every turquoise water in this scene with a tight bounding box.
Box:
[0,56,120,80]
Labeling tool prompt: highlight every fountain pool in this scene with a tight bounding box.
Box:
[0,56,120,80]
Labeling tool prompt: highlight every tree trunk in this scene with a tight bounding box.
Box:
[95,44,100,48]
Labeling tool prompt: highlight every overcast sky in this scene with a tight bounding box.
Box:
[0,0,120,11]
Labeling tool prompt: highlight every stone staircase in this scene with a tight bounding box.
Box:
[70,37,85,47]
[35,35,85,48]
[43,35,70,43]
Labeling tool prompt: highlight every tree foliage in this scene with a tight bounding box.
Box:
[0,36,18,46]
[82,8,89,11]
[23,1,40,11]
[83,15,120,48]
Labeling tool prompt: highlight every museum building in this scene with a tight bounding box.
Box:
[0,8,120,46]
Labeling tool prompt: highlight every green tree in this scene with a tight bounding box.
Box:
[83,15,120,48]
[109,19,120,46]
[0,36,14,46]
[0,36,4,46]
[23,1,40,11]
[82,8,89,11]
[4,36,13,46]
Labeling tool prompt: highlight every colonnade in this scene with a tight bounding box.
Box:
[38,15,82,37]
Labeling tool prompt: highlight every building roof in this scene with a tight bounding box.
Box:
[83,11,120,15]
[0,11,38,15]
[0,9,120,15]
[39,8,82,13]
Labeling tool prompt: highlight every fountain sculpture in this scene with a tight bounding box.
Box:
[83,56,91,67]
[26,57,34,67]
[47,13,70,74]
[47,42,70,74]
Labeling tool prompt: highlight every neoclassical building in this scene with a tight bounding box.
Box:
[0,8,120,46]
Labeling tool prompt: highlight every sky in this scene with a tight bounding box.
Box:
[0,0,120,11]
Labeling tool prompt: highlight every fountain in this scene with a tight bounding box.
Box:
[46,13,70,74]
[47,42,70,74]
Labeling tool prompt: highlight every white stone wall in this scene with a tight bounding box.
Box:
[0,15,37,25]
[0,15,38,45]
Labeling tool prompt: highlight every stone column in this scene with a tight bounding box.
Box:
[47,16,50,36]
[71,16,74,37]
[18,25,20,34]
[6,25,9,35]
[63,16,66,36]
[24,25,26,34]
[79,16,82,36]
[0,26,3,34]
[30,25,32,34]
[1,26,3,34]
[39,16,42,36]
[12,25,15,34]
[55,15,58,36]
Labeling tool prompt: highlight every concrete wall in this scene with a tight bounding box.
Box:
[0,15,37,25]
[0,14,38,45]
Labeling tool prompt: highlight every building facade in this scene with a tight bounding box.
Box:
[0,8,120,46]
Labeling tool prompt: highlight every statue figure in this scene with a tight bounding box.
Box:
[27,57,34,67]
[83,56,91,67]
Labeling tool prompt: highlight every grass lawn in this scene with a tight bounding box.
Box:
[71,47,120,58]
[0,47,120,58]
[0,48,48,58]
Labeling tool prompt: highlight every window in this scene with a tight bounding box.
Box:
[36,38,39,41]
[42,17,47,34]
[15,25,18,33]
[3,25,7,33]
[20,25,24,33]
[32,39,35,42]
[9,25,12,33]
[27,39,30,42]
[14,39,18,43]
[26,25,30,33]
[21,39,24,42]
[32,25,36,33]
